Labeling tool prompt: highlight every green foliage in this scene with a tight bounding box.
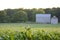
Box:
[0,11,8,23]
[0,27,60,40]
[12,11,28,22]
[0,7,60,22]
[30,8,45,21]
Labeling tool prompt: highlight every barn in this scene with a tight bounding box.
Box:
[36,14,51,23]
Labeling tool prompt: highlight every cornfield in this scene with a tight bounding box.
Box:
[0,27,60,40]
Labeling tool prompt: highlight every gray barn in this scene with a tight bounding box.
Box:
[36,14,51,23]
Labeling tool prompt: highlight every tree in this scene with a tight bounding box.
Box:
[0,11,8,22]
[37,8,45,13]
[31,8,45,22]
[12,11,28,22]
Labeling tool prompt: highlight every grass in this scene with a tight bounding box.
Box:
[0,23,60,32]
[0,23,60,27]
[0,23,60,40]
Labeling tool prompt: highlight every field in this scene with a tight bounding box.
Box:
[0,23,60,32]
[0,23,60,40]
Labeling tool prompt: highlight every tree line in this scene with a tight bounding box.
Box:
[0,7,60,23]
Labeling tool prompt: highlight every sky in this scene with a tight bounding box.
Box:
[0,0,60,10]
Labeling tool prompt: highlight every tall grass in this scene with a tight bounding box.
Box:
[0,27,60,40]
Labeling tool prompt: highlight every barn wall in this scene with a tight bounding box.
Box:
[36,14,51,23]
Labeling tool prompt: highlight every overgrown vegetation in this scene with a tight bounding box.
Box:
[0,27,60,40]
[0,23,60,40]
[0,7,60,22]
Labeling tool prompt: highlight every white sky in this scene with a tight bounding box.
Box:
[0,0,60,10]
